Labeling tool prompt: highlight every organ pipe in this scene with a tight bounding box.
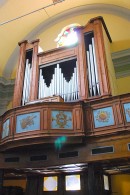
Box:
[22,59,32,105]
[38,61,79,102]
[86,37,100,97]
[92,38,100,94]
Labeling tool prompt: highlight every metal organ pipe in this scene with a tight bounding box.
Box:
[86,37,100,97]
[57,64,60,95]
[89,44,96,96]
[22,59,32,105]
[38,60,79,102]
[61,73,64,98]
[54,67,57,95]
[22,59,28,105]
[75,62,79,100]
[92,38,100,95]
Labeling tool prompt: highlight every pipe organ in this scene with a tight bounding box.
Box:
[13,17,113,108]
[38,58,79,102]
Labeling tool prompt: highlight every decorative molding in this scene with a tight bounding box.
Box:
[0,77,15,116]
[112,49,130,78]
[115,70,130,79]
[0,77,15,85]
[111,48,130,59]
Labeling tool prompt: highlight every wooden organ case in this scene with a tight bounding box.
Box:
[12,16,113,108]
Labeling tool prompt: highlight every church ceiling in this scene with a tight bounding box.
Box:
[0,0,130,78]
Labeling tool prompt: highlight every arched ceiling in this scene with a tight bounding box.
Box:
[0,0,130,78]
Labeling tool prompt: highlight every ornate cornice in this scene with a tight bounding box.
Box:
[112,49,130,78]
[0,77,15,85]
[0,77,15,115]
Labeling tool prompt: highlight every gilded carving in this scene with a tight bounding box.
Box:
[20,115,36,129]
[93,107,114,128]
[96,111,110,122]
[16,112,40,133]
[52,111,72,129]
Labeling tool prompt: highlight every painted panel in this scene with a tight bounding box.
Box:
[93,107,114,128]
[2,119,10,139]
[16,112,40,133]
[51,111,73,129]
[124,103,130,122]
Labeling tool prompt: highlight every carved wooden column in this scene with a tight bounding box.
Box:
[29,39,39,102]
[88,163,104,195]
[12,40,28,108]
[25,175,43,195]
[95,167,104,195]
[57,174,64,195]
[0,169,4,194]
[88,163,96,195]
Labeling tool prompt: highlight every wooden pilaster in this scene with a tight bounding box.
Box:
[95,167,104,195]
[88,163,96,195]
[29,39,39,101]
[93,19,111,97]
[77,29,89,100]
[12,40,28,108]
[57,174,64,195]
[25,175,43,195]
[0,169,4,194]
[88,163,104,195]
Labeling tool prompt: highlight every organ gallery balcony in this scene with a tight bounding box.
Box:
[0,93,130,151]
[0,101,84,151]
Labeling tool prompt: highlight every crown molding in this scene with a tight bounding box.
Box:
[112,49,130,78]
[111,48,130,59]
[0,77,14,116]
[0,77,15,85]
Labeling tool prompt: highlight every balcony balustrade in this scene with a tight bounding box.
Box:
[0,93,130,151]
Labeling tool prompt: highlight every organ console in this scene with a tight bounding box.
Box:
[13,16,115,108]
